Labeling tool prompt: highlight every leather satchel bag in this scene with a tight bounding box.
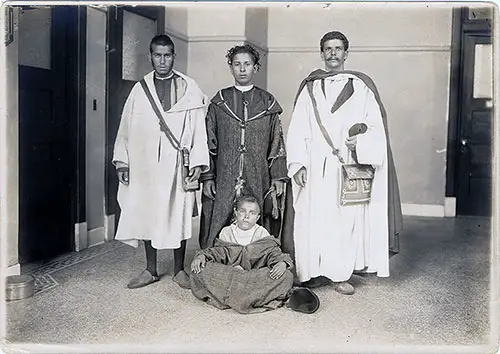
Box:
[140,79,200,192]
[307,86,375,206]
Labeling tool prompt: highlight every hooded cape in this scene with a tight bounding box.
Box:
[281,69,403,257]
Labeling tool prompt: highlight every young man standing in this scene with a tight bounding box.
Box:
[113,35,209,289]
[199,44,288,249]
[285,31,403,294]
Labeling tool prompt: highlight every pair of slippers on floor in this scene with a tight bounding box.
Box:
[127,269,191,289]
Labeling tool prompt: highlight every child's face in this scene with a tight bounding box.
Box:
[235,201,260,231]
[230,53,257,86]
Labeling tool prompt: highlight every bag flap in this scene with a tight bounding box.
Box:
[342,164,375,179]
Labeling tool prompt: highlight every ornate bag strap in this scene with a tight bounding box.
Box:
[306,82,345,164]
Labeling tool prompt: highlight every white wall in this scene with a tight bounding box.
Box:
[265,3,453,206]
[164,3,454,209]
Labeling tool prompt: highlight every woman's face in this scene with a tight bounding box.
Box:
[234,201,260,231]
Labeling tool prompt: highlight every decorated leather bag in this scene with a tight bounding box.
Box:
[307,82,375,206]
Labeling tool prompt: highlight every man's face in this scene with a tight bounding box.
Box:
[235,201,260,231]
[229,53,257,86]
[320,39,348,72]
[150,44,175,77]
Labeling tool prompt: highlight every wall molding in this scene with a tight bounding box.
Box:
[74,222,88,252]
[164,30,451,55]
[267,45,451,53]
[165,28,189,43]
[190,35,247,43]
[5,263,21,276]
[165,28,267,53]
[402,203,445,217]
[166,28,248,44]
[444,197,456,217]
[88,226,105,248]
[104,214,115,242]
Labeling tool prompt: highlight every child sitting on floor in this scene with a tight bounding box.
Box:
[190,195,294,314]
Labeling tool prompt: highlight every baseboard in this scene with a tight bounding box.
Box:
[104,214,115,242]
[74,222,88,252]
[402,203,445,217]
[88,227,105,248]
[444,197,456,217]
[5,263,20,276]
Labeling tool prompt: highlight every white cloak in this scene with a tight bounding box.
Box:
[113,70,209,249]
[286,73,389,282]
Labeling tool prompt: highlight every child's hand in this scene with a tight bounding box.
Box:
[269,261,287,279]
[191,255,206,274]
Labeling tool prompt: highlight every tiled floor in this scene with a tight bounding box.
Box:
[3,216,498,353]
[23,241,126,295]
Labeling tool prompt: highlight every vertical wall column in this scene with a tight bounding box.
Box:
[165,5,271,99]
[187,7,247,98]
[1,7,20,274]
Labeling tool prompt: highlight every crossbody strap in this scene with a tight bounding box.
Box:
[140,79,181,151]
[306,82,345,164]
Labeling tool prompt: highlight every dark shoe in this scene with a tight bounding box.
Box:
[286,287,320,314]
[334,281,355,295]
[300,276,331,289]
[353,267,369,276]
[173,270,191,289]
[127,270,160,289]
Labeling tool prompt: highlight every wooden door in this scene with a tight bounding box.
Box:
[456,33,493,216]
[18,7,76,262]
[447,7,493,217]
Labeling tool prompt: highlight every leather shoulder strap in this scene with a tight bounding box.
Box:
[140,79,180,150]
[306,82,345,164]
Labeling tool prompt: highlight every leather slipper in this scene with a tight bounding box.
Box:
[127,269,160,289]
[173,270,191,289]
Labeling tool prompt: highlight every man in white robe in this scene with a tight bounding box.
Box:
[286,31,403,295]
[113,35,209,289]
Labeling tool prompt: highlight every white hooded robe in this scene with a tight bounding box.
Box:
[113,70,209,249]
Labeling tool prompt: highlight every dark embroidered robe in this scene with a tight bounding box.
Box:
[199,86,288,249]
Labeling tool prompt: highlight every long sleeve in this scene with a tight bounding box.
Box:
[264,246,294,269]
[286,88,313,179]
[355,85,387,167]
[187,104,210,173]
[112,87,135,167]
[267,114,288,181]
[200,103,218,182]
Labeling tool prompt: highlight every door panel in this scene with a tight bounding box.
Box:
[456,32,493,217]
[18,7,74,262]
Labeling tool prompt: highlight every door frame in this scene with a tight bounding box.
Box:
[72,6,88,246]
[445,6,493,216]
